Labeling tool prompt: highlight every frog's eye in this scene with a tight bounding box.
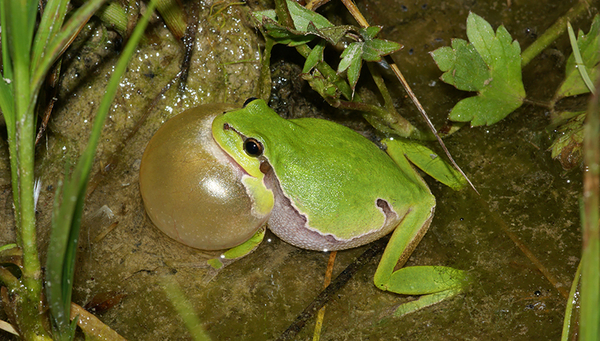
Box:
[244,138,263,157]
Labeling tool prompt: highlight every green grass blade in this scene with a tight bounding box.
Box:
[5,0,35,119]
[0,0,13,81]
[568,22,596,95]
[46,1,157,337]
[561,260,581,341]
[31,0,70,72]
[29,0,108,114]
[0,1,19,223]
[161,277,212,341]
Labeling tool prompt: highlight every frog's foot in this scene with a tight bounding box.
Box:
[376,265,469,318]
[207,227,266,269]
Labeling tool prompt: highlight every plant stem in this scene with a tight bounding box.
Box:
[297,44,355,100]
[581,77,600,341]
[521,0,589,67]
[258,37,274,101]
[7,0,47,338]
[274,0,294,28]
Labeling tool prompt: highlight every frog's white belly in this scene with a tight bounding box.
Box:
[264,170,406,251]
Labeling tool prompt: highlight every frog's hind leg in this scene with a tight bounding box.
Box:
[373,201,468,317]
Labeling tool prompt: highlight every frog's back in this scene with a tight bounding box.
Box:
[263,116,434,251]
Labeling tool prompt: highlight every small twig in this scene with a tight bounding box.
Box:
[70,302,128,340]
[561,260,581,340]
[0,319,18,336]
[340,0,478,194]
[305,0,331,11]
[93,221,120,243]
[521,0,590,68]
[277,238,387,341]
[312,251,337,341]
[476,194,569,299]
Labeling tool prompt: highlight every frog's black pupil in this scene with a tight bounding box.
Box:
[243,97,259,107]
[244,138,262,156]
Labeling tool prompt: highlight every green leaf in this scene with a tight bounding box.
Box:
[252,9,276,22]
[31,0,69,72]
[286,0,333,30]
[360,26,381,40]
[259,17,315,46]
[433,39,490,91]
[338,42,362,89]
[254,7,349,46]
[431,12,525,126]
[337,32,401,91]
[306,23,355,45]
[362,38,402,62]
[302,40,326,73]
[557,15,600,98]
[338,42,360,73]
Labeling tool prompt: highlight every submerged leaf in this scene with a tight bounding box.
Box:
[549,111,586,171]
[557,15,600,98]
[431,12,525,126]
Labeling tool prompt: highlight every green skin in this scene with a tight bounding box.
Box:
[211,99,467,316]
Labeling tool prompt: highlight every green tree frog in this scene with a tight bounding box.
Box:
[210,98,468,316]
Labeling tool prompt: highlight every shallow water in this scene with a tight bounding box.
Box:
[0,0,596,340]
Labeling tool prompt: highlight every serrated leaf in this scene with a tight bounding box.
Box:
[557,15,600,98]
[432,39,490,91]
[431,12,525,126]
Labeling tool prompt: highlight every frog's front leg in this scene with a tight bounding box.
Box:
[373,200,468,317]
[207,227,266,269]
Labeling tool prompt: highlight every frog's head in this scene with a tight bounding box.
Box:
[211,98,276,217]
